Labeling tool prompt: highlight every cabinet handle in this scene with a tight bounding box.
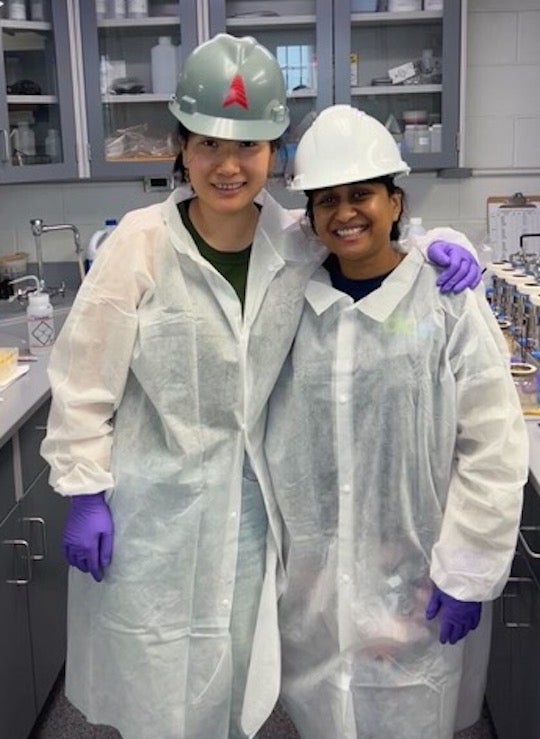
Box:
[501,576,533,628]
[22,516,47,561]
[2,539,33,585]
[34,425,48,431]
[519,527,540,559]
[0,129,8,163]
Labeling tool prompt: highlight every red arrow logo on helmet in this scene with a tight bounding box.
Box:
[222,74,248,109]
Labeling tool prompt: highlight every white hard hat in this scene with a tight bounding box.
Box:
[289,105,410,191]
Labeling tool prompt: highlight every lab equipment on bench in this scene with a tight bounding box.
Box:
[85,219,117,272]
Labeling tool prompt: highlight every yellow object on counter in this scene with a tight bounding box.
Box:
[0,347,19,382]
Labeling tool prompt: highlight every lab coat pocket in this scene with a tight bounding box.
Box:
[350,648,462,739]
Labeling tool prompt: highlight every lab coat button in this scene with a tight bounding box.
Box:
[341,484,351,494]
[222,598,230,607]
[339,394,348,403]
[230,511,238,519]
[341,574,351,583]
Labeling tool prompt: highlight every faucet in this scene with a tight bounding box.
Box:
[30,218,83,294]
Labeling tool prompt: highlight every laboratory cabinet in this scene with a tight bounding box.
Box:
[334,0,461,171]
[486,480,540,739]
[0,0,78,182]
[0,399,68,739]
[208,0,462,175]
[79,0,199,178]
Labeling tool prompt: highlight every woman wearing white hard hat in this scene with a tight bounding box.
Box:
[43,30,482,738]
[265,105,528,739]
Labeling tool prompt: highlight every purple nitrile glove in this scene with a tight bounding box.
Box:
[427,241,482,294]
[425,584,482,645]
[62,492,113,582]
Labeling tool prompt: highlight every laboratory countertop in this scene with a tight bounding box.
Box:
[0,300,72,447]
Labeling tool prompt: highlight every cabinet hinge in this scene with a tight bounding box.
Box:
[87,142,92,162]
[455,130,461,153]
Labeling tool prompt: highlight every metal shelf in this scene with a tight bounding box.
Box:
[351,84,442,96]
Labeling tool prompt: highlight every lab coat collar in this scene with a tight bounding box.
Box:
[161,186,324,267]
[304,248,424,321]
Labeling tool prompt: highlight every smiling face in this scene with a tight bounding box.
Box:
[311,181,403,279]
[181,135,274,218]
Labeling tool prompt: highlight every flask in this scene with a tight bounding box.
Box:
[45,128,61,162]
[127,0,148,18]
[8,0,26,20]
[151,37,177,94]
[85,219,117,272]
[27,291,55,356]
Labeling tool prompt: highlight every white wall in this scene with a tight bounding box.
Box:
[1,0,539,264]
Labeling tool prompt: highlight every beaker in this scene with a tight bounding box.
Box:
[510,362,538,412]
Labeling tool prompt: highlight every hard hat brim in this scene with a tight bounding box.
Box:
[169,99,289,142]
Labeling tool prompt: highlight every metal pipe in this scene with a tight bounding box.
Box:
[30,218,82,291]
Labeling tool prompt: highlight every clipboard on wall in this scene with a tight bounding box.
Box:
[487,192,540,261]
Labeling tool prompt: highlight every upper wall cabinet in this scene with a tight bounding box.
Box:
[79,0,198,179]
[207,0,462,174]
[0,0,78,183]
[334,0,461,171]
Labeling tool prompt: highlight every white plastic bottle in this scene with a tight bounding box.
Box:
[407,217,427,238]
[151,37,177,94]
[17,121,36,157]
[400,216,427,251]
[85,218,117,272]
[45,128,61,162]
[27,291,55,356]
[100,55,113,95]
[95,0,108,19]
[30,0,46,21]
[110,0,127,19]
[127,0,148,18]
[8,0,27,20]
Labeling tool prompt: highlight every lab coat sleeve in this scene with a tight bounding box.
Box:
[429,291,528,602]
[41,210,156,495]
[403,226,479,260]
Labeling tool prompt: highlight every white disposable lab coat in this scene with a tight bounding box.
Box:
[41,188,326,739]
[265,247,528,739]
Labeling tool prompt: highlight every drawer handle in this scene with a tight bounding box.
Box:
[22,517,47,561]
[501,576,533,628]
[2,539,32,585]
[519,527,540,559]
[34,425,48,431]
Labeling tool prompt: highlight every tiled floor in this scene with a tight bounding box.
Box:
[30,670,498,738]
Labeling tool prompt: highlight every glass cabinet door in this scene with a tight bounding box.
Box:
[334,1,461,171]
[208,0,333,182]
[0,0,77,182]
[80,0,198,178]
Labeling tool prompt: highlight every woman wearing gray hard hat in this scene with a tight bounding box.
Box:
[42,35,482,739]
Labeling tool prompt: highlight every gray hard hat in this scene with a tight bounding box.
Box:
[169,33,289,140]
